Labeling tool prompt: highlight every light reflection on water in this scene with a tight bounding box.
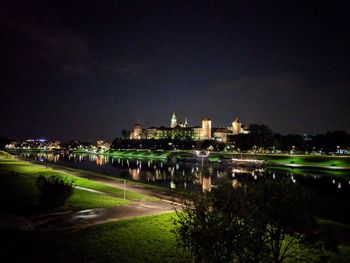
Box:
[19,152,350,222]
[20,152,350,194]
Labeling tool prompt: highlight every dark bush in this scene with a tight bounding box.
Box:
[175,179,335,263]
[36,175,74,209]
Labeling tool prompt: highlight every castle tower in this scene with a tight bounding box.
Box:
[184,118,188,127]
[130,123,143,139]
[232,118,242,135]
[170,112,177,128]
[201,118,212,139]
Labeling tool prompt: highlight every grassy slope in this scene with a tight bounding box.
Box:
[0,169,129,215]
[0,158,147,201]
[2,212,350,263]
[0,157,133,214]
[2,213,183,263]
[223,152,350,168]
[107,150,172,160]
[57,213,182,263]
[48,162,166,191]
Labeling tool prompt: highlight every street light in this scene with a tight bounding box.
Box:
[123,180,126,200]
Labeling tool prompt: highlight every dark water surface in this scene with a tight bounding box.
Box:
[20,152,350,223]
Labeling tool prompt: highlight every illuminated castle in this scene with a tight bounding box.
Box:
[130,113,248,142]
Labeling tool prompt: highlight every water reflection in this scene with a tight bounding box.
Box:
[17,152,350,223]
[19,152,350,194]
[21,152,61,163]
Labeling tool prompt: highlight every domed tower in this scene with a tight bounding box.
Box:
[130,123,143,139]
[170,112,177,128]
[232,118,242,135]
[201,118,212,139]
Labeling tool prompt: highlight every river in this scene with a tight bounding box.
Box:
[19,152,350,224]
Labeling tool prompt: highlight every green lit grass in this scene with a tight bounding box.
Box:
[108,150,350,169]
[55,164,165,191]
[0,158,148,201]
[0,150,12,158]
[1,213,184,262]
[63,189,128,211]
[57,213,182,262]
[224,153,350,169]
[47,213,350,262]
[2,212,350,262]
[0,170,128,215]
[0,157,138,214]
[107,150,172,160]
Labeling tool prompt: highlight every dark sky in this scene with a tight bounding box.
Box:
[1,0,350,141]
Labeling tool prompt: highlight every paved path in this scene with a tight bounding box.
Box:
[20,157,175,201]
[16,157,183,231]
[32,200,179,232]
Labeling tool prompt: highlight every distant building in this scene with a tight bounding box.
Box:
[170,112,177,128]
[6,139,61,150]
[213,128,230,142]
[130,123,143,139]
[230,118,249,135]
[201,118,212,139]
[232,118,242,135]
[129,113,249,142]
[96,140,111,150]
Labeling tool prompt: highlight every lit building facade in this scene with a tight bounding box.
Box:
[230,118,249,135]
[201,118,212,139]
[129,113,249,142]
[130,123,143,139]
[96,140,112,150]
[170,112,177,128]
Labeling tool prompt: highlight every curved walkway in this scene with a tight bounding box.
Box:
[17,157,183,231]
[31,200,179,232]
[20,157,175,201]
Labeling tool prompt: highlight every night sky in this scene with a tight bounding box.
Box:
[1,0,350,141]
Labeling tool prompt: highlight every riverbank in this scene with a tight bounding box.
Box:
[9,148,350,170]
[1,151,350,262]
[0,153,180,216]
[221,152,350,170]
[105,150,350,170]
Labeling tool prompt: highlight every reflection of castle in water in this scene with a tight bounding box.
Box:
[17,151,350,213]
[108,158,265,192]
[20,152,266,191]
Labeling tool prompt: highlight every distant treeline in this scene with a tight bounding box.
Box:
[231,124,350,153]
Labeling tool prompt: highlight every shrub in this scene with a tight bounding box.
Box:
[36,174,75,209]
[174,179,335,263]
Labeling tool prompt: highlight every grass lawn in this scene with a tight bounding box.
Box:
[223,152,350,169]
[0,157,148,201]
[107,150,172,160]
[0,157,133,215]
[0,169,129,215]
[1,152,350,262]
[54,163,167,191]
[264,155,350,168]
[2,212,350,262]
[2,213,184,263]
[63,189,128,211]
[56,213,183,262]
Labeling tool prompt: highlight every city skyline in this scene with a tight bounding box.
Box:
[1,1,349,141]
